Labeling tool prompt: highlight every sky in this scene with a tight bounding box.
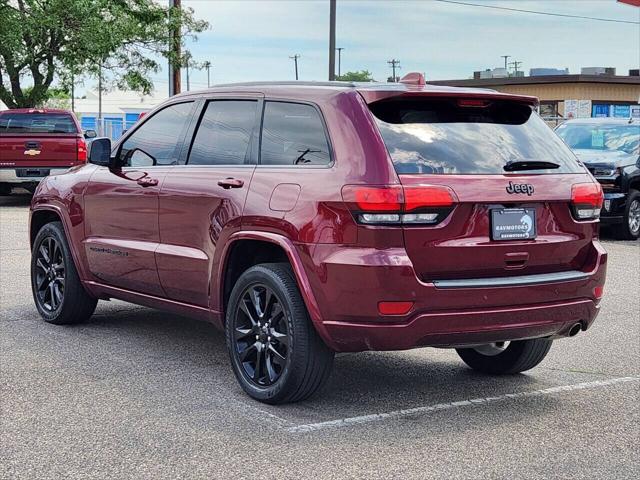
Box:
[123,0,640,94]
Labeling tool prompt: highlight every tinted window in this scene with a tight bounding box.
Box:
[120,102,193,166]
[556,123,640,155]
[188,100,257,165]
[260,102,330,166]
[0,113,77,134]
[370,98,582,175]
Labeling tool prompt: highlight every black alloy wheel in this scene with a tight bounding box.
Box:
[31,221,97,324]
[233,283,290,386]
[34,236,65,312]
[225,263,334,404]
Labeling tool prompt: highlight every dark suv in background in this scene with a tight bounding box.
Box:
[556,117,640,239]
[30,75,607,403]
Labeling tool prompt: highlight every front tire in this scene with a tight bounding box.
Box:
[225,263,334,404]
[614,190,640,240]
[456,338,552,374]
[31,221,97,324]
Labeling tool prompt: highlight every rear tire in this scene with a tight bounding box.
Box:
[456,338,552,374]
[31,221,97,324]
[225,263,334,404]
[613,190,640,240]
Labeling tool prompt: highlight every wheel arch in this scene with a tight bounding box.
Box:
[30,205,93,292]
[216,231,333,348]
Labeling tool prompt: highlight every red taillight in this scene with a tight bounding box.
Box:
[378,301,414,315]
[571,183,603,208]
[344,185,403,212]
[404,185,457,211]
[342,184,457,225]
[77,136,87,162]
[571,182,603,220]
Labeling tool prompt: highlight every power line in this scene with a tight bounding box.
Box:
[434,0,640,25]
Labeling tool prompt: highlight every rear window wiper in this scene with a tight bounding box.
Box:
[503,160,560,172]
[295,148,320,165]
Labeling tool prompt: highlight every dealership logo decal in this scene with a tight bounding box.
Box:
[494,213,534,239]
[506,181,534,196]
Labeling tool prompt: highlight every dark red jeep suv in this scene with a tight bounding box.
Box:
[30,75,607,403]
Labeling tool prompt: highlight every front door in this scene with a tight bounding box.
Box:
[157,97,261,307]
[83,101,196,296]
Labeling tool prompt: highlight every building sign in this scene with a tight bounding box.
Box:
[564,100,591,119]
[578,100,592,118]
[564,100,578,119]
[612,105,631,118]
[631,105,640,118]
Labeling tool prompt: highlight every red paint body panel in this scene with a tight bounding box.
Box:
[29,82,607,353]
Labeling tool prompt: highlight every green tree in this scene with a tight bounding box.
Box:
[0,0,209,108]
[336,70,374,82]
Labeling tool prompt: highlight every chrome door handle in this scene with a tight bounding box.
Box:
[217,178,244,189]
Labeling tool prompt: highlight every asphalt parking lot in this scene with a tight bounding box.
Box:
[1,193,639,480]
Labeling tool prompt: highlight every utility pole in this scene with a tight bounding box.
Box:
[387,59,401,82]
[204,61,211,87]
[509,60,523,76]
[329,0,336,80]
[98,61,102,136]
[184,51,191,91]
[501,55,510,70]
[70,68,75,113]
[336,47,344,78]
[169,0,181,96]
[289,54,300,80]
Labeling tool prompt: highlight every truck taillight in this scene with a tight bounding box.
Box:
[77,137,87,162]
[342,185,457,226]
[571,182,603,220]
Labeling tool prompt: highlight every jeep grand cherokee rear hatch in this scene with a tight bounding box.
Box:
[369,96,601,282]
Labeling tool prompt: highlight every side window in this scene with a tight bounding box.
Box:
[260,102,331,166]
[187,100,257,165]
[120,102,193,166]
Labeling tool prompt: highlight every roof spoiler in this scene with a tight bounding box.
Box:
[399,72,426,86]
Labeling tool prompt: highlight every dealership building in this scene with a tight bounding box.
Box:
[430,68,640,121]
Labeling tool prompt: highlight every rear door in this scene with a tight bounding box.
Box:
[369,96,598,281]
[0,111,81,170]
[157,97,261,307]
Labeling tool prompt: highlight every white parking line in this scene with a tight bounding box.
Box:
[286,376,640,434]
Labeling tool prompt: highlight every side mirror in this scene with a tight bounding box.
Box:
[88,137,117,168]
[84,129,97,139]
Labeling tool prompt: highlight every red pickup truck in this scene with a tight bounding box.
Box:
[0,108,92,194]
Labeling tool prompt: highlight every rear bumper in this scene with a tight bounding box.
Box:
[302,241,607,352]
[0,167,69,184]
[323,299,599,351]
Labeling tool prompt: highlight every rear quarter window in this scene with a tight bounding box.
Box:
[260,102,331,166]
[370,98,583,175]
[0,113,78,134]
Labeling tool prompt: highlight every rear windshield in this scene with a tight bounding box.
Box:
[555,122,640,155]
[0,113,78,134]
[370,98,582,175]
